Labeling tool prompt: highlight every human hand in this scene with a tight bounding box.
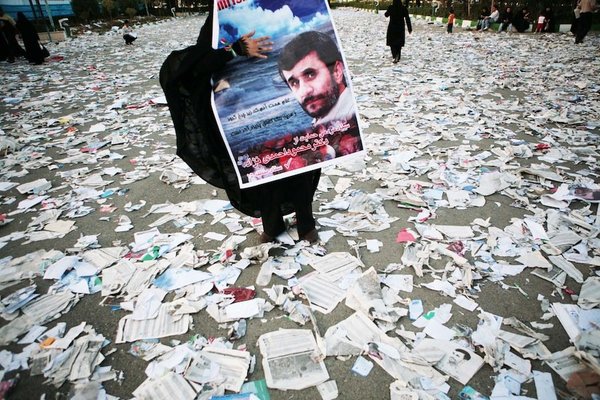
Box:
[240,31,272,59]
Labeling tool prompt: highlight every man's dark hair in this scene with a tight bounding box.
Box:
[453,348,471,361]
[278,30,343,83]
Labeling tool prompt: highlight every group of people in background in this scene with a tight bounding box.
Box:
[385,0,597,63]
[471,1,598,44]
[0,7,47,64]
[475,5,555,34]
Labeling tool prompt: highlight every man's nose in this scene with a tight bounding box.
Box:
[298,80,313,99]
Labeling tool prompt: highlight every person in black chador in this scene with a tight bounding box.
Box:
[160,7,321,244]
[0,8,25,63]
[498,6,513,32]
[512,7,531,33]
[542,6,555,32]
[16,12,45,64]
[385,0,412,63]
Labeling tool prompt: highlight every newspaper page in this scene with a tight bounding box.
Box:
[545,347,587,382]
[257,329,329,390]
[212,0,364,188]
[308,252,364,282]
[196,347,252,392]
[116,303,191,343]
[298,271,347,314]
[133,372,196,400]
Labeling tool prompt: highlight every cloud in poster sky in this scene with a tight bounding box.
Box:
[218,2,330,46]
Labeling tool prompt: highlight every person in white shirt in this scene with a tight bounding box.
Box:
[482,5,500,30]
[122,20,137,45]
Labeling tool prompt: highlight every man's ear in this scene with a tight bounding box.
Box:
[333,60,345,85]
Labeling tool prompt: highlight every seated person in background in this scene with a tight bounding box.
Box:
[498,6,513,32]
[513,7,531,32]
[482,5,499,30]
[476,7,490,30]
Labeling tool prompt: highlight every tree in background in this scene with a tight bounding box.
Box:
[125,7,137,18]
[103,0,117,19]
[119,0,142,16]
[72,0,101,21]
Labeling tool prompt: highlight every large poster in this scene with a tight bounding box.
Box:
[211,0,364,188]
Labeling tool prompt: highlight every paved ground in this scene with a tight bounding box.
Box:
[0,8,599,400]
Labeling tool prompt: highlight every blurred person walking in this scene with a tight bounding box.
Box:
[16,12,46,64]
[575,0,598,43]
[447,8,455,33]
[385,0,412,63]
[0,7,25,62]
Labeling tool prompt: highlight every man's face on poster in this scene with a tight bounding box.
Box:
[447,348,470,365]
[281,50,344,119]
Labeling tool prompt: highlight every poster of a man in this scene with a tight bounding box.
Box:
[413,338,484,386]
[436,344,483,385]
[278,30,354,126]
[211,0,364,188]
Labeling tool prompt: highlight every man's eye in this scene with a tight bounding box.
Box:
[290,80,299,88]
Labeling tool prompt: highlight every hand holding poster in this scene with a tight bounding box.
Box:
[211,0,364,188]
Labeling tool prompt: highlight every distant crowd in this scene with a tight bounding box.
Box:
[473,5,555,33]
[467,0,598,44]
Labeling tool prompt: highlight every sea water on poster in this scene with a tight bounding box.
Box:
[211,0,364,188]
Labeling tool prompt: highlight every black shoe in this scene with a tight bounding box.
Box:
[260,232,275,243]
[299,229,319,244]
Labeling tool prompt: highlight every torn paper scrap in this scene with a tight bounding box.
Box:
[578,277,600,310]
[533,371,558,400]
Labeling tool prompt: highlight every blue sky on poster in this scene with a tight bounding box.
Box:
[217,0,331,49]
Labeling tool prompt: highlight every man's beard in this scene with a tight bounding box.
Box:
[301,80,340,118]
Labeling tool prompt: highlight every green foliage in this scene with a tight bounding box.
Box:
[103,0,117,18]
[71,0,101,21]
[119,0,141,12]
[125,7,137,18]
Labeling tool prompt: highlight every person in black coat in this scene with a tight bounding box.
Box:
[16,12,45,64]
[0,8,25,62]
[542,6,555,32]
[498,6,513,32]
[0,19,16,62]
[160,8,321,243]
[513,7,531,32]
[385,0,412,63]
[476,7,490,30]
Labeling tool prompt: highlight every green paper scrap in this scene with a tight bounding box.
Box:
[240,379,270,400]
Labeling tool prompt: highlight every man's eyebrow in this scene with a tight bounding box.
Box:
[301,67,316,76]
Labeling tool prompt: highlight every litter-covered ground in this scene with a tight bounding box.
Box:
[0,8,599,400]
